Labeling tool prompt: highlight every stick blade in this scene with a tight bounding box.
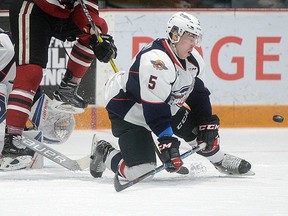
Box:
[76,155,90,171]
[114,169,129,192]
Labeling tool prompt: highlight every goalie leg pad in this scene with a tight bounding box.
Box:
[0,83,7,124]
[0,130,44,171]
[0,155,32,171]
[0,83,7,153]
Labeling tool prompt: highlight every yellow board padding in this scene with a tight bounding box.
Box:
[212,105,288,127]
[74,105,288,129]
[74,106,111,130]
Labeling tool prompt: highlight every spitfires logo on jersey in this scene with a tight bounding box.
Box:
[169,85,193,106]
[151,60,168,70]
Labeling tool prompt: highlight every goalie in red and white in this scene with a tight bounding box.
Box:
[0,28,75,171]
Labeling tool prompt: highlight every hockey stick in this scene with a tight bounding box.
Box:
[21,132,90,171]
[79,0,185,175]
[78,0,119,73]
[114,143,206,192]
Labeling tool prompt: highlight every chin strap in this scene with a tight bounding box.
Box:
[171,43,180,58]
[168,33,181,58]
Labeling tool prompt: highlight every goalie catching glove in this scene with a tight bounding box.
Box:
[29,94,75,144]
[197,115,220,152]
[157,136,183,172]
[90,33,117,63]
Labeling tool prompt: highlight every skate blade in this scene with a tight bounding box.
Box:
[241,170,255,176]
[90,134,98,161]
[219,170,255,177]
[50,99,85,114]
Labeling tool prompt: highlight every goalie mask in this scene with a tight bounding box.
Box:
[166,12,202,46]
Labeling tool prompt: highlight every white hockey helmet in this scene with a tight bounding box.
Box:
[166,12,202,46]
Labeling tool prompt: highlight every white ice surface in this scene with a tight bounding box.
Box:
[1,128,288,216]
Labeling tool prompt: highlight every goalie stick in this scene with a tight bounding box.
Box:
[114,143,206,192]
[21,131,90,171]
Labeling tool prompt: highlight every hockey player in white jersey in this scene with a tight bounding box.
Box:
[0,29,75,171]
[90,12,253,180]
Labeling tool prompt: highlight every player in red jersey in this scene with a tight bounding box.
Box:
[3,0,117,166]
[0,27,76,170]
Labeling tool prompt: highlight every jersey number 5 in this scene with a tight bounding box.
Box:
[148,75,157,89]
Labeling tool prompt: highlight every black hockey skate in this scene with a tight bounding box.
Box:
[53,81,88,114]
[90,135,115,178]
[0,134,35,171]
[2,134,35,158]
[212,154,254,176]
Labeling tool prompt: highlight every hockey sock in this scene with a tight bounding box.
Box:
[105,149,122,173]
[205,149,225,164]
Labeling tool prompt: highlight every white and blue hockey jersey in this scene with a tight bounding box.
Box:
[104,38,205,137]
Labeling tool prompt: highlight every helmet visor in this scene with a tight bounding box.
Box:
[185,31,202,47]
